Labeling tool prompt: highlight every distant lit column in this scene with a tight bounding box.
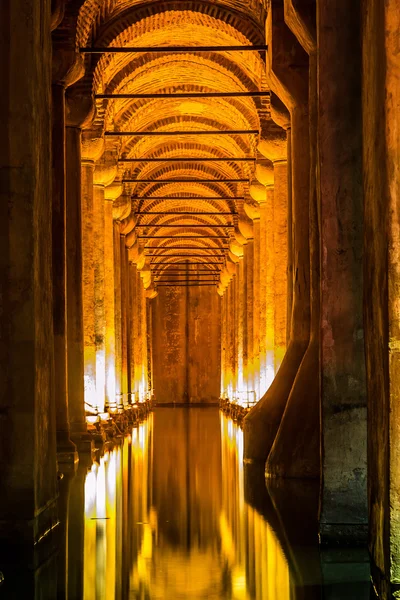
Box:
[245,236,255,397]
[129,261,137,402]
[103,184,122,412]
[272,158,288,371]
[265,184,276,385]
[236,256,245,395]
[120,237,129,405]
[253,215,261,401]
[113,222,123,407]
[93,159,117,413]
[81,135,104,415]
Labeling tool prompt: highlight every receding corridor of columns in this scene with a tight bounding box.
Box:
[0,0,399,597]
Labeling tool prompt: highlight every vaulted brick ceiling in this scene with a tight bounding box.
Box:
[76,0,269,280]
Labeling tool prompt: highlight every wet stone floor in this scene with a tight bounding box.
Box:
[1,408,375,599]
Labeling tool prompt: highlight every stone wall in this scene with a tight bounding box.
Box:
[152,285,221,404]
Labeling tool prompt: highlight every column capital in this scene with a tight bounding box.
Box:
[113,193,132,222]
[254,161,274,188]
[52,47,84,88]
[81,132,104,164]
[258,134,287,163]
[93,155,118,187]
[238,216,254,241]
[65,86,95,129]
[244,201,260,221]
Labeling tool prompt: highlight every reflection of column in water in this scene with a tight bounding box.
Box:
[138,408,225,598]
[84,463,97,599]
[95,454,107,600]
[70,457,92,600]
[220,414,291,600]
[129,418,152,593]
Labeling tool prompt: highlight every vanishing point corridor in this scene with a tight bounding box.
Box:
[0,0,399,598]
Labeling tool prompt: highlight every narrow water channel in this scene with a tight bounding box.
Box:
[64,407,372,600]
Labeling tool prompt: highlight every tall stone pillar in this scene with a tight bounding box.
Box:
[65,134,91,450]
[250,163,275,396]
[265,185,276,382]
[51,42,85,463]
[129,261,138,400]
[65,88,94,452]
[92,158,117,413]
[362,0,400,592]
[120,237,129,405]
[113,222,123,407]
[103,184,122,411]
[244,1,311,463]
[317,0,367,541]
[81,134,104,416]
[265,18,320,480]
[52,81,77,463]
[0,0,58,547]
[252,213,261,401]
[258,129,288,373]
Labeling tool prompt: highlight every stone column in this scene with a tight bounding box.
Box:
[120,238,129,405]
[362,0,400,592]
[65,118,92,451]
[52,82,77,463]
[0,0,58,545]
[250,165,275,396]
[244,2,311,462]
[246,240,254,397]
[265,185,276,384]
[103,184,122,411]
[129,261,139,401]
[236,257,245,394]
[258,135,288,373]
[266,49,320,479]
[81,134,104,416]
[92,158,117,413]
[113,222,123,407]
[253,214,261,401]
[317,0,367,542]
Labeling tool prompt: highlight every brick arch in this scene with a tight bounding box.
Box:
[77,0,267,50]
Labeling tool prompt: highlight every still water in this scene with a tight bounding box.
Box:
[59,407,372,600]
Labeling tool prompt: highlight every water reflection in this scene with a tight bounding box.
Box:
[74,408,371,600]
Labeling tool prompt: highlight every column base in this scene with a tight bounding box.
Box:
[70,432,94,454]
[319,522,368,546]
[56,433,78,464]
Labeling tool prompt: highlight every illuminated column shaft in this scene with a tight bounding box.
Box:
[237,257,245,393]
[265,185,276,386]
[113,222,122,406]
[259,201,268,396]
[232,274,238,398]
[65,125,91,447]
[253,218,261,400]
[93,183,106,413]
[221,292,228,397]
[120,238,129,404]
[81,160,96,413]
[146,298,153,396]
[129,262,139,401]
[286,128,293,344]
[142,284,148,399]
[134,268,142,399]
[52,83,76,460]
[273,160,288,371]
[104,197,116,410]
[246,239,255,395]
[242,244,249,392]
